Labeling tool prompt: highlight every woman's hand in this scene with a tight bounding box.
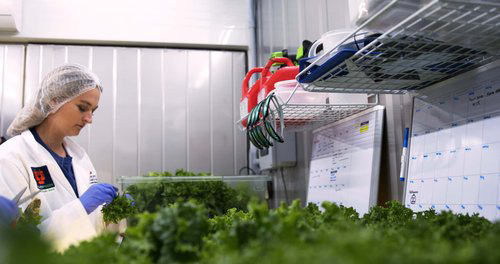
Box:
[79,183,118,214]
[0,195,19,225]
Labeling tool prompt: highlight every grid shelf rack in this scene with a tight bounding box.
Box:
[236,91,378,132]
[297,0,500,94]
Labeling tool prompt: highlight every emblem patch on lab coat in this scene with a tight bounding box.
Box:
[89,171,98,184]
[31,165,55,190]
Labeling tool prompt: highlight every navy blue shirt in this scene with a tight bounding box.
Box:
[30,128,79,197]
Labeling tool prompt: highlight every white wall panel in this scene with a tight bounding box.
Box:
[303,0,328,42]
[258,0,273,65]
[38,47,56,82]
[67,46,90,65]
[233,52,247,174]
[24,46,41,105]
[114,48,139,177]
[40,46,66,84]
[326,0,352,31]
[257,0,352,66]
[211,51,234,175]
[187,51,211,173]
[285,0,302,54]
[163,50,188,172]
[271,0,285,49]
[139,49,163,174]
[0,45,24,138]
[24,45,68,105]
[88,47,115,184]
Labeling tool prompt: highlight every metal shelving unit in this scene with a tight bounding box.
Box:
[236,90,377,131]
[278,103,374,129]
[297,0,500,94]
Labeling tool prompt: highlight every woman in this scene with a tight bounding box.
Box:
[0,64,118,251]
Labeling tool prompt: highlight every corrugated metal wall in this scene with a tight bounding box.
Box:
[256,0,352,66]
[0,45,24,140]
[254,0,410,205]
[23,44,247,184]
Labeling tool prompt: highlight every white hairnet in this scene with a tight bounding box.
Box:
[7,63,103,138]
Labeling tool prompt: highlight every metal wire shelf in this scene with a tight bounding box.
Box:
[277,103,375,130]
[236,89,377,132]
[297,0,500,94]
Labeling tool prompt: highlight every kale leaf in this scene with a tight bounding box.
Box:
[102,194,138,224]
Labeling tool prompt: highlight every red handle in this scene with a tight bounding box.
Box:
[261,57,295,86]
[242,67,265,95]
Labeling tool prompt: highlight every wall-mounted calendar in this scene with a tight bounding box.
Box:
[405,64,500,221]
[307,106,384,215]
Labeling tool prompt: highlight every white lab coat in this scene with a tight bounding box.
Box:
[0,130,105,251]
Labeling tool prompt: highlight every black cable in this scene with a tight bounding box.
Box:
[263,94,284,143]
[238,166,256,175]
[246,130,250,175]
[354,33,360,50]
[280,167,289,205]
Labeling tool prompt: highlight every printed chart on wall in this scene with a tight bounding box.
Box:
[405,71,500,221]
[307,105,384,215]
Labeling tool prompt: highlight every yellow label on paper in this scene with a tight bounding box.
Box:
[360,125,369,133]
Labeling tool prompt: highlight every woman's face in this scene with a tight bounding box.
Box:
[47,88,101,137]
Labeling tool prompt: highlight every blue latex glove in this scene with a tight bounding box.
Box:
[0,195,19,224]
[79,183,118,214]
